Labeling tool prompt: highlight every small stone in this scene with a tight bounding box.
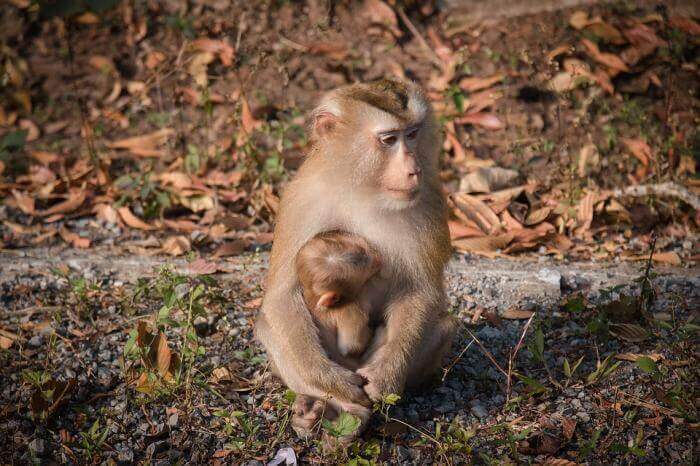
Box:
[536,268,561,287]
[469,400,488,419]
[28,335,43,348]
[29,438,45,456]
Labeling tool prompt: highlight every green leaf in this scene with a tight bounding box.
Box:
[534,328,544,360]
[322,412,361,438]
[635,356,658,374]
[564,294,585,312]
[563,358,571,378]
[383,393,401,406]
[1,130,27,151]
[515,373,546,394]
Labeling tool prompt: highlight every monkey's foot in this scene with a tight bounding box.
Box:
[290,395,337,439]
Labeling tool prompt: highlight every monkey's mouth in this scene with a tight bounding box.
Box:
[385,187,419,200]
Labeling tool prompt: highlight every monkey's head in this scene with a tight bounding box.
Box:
[310,79,439,211]
[296,231,382,311]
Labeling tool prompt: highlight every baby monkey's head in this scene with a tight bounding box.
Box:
[295,231,381,311]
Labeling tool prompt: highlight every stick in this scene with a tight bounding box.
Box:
[612,182,700,211]
[395,7,444,69]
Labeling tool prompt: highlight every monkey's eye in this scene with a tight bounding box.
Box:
[406,127,419,140]
[379,134,398,147]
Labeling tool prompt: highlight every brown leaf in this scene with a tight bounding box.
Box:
[117,206,157,230]
[360,0,400,36]
[649,251,682,265]
[668,17,700,35]
[560,417,577,441]
[621,138,651,166]
[88,55,115,74]
[543,458,578,466]
[459,167,518,194]
[210,366,233,383]
[616,353,662,362]
[152,332,172,378]
[11,189,35,215]
[187,258,219,275]
[59,227,91,249]
[575,192,595,234]
[610,323,650,342]
[240,98,259,135]
[30,150,59,165]
[580,38,629,72]
[569,10,590,30]
[448,220,484,240]
[451,193,503,234]
[19,119,40,141]
[0,329,19,349]
[458,73,504,92]
[455,112,505,130]
[524,207,552,226]
[212,239,248,258]
[94,204,120,224]
[106,128,175,157]
[41,190,86,217]
[578,144,600,177]
[162,236,191,256]
[585,21,625,44]
[192,38,235,66]
[501,308,534,320]
[452,233,514,256]
[243,297,262,309]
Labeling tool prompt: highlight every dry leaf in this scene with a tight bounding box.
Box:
[501,308,534,319]
[459,167,518,194]
[616,353,662,362]
[569,10,590,30]
[19,119,40,141]
[610,323,649,342]
[451,193,503,234]
[180,194,214,212]
[650,251,682,265]
[580,38,629,73]
[585,21,625,44]
[458,73,504,92]
[154,332,172,378]
[668,17,700,35]
[525,207,552,226]
[560,417,577,441]
[192,38,235,66]
[117,206,157,230]
[11,189,35,215]
[106,128,174,157]
[59,227,90,248]
[41,190,86,217]
[240,98,260,135]
[162,236,191,256]
[360,0,400,36]
[188,52,214,87]
[94,204,120,224]
[187,258,219,275]
[575,192,595,234]
[0,329,19,349]
[212,240,248,258]
[448,220,484,240]
[578,144,600,177]
[211,366,233,383]
[621,138,651,167]
[452,233,514,255]
[455,112,505,130]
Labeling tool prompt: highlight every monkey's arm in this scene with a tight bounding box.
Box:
[255,284,370,406]
[357,287,445,400]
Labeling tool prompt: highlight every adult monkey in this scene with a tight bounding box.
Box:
[255,79,455,436]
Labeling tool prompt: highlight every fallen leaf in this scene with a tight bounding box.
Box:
[578,144,600,177]
[188,52,214,87]
[621,138,651,167]
[575,192,595,235]
[117,206,157,230]
[40,190,86,217]
[88,55,115,74]
[543,458,578,466]
[19,119,40,141]
[11,189,35,215]
[212,240,248,258]
[459,167,518,194]
[650,251,682,265]
[106,128,175,157]
[162,236,191,256]
[524,207,552,226]
[59,227,90,248]
[560,417,577,441]
[455,112,505,130]
[458,73,504,92]
[192,38,235,66]
[452,233,514,256]
[610,323,649,342]
[360,0,400,36]
[569,10,590,30]
[451,193,503,234]
[94,204,120,224]
[211,366,233,383]
[580,38,629,73]
[501,308,534,319]
[240,98,260,135]
[668,17,700,35]
[187,258,219,275]
[0,329,19,349]
[448,220,484,240]
[180,194,215,212]
[585,21,625,44]
[616,353,662,362]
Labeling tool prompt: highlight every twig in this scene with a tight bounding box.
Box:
[394,7,444,69]
[612,182,700,211]
[464,328,507,377]
[639,230,657,323]
[506,314,535,402]
[442,337,474,382]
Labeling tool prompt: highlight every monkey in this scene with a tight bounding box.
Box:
[254,78,456,440]
[295,230,382,368]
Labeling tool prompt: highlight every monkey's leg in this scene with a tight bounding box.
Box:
[406,313,457,389]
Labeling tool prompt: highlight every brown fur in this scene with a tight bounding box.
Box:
[295,231,381,367]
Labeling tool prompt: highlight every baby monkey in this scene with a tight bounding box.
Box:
[295,231,382,366]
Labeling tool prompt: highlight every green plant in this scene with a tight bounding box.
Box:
[79,419,109,460]
[578,428,602,460]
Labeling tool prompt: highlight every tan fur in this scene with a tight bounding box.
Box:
[254,79,454,438]
[295,231,381,366]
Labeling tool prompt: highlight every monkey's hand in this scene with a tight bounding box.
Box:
[356,358,403,402]
[317,362,371,407]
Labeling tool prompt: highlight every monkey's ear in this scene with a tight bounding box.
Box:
[312,110,339,138]
[316,291,340,309]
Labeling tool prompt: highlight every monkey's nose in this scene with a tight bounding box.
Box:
[408,167,421,178]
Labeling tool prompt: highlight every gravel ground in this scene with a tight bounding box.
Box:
[1,248,698,464]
